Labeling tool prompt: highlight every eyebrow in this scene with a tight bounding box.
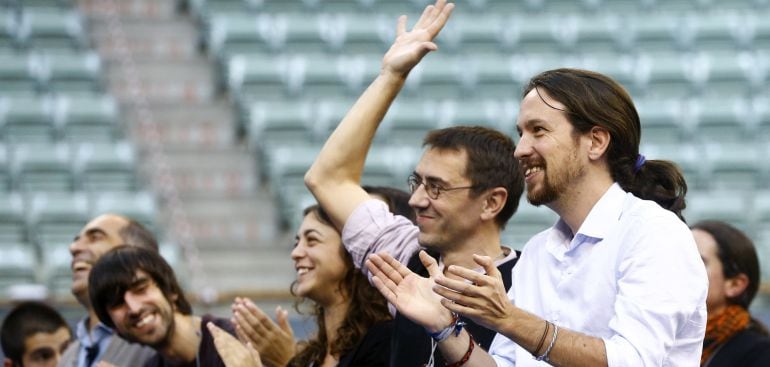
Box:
[302,229,322,238]
[411,171,450,186]
[129,276,150,289]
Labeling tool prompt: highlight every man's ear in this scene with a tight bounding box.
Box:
[725,273,750,299]
[480,187,508,222]
[587,126,611,161]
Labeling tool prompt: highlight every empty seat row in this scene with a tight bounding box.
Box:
[0,7,88,51]
[0,142,138,193]
[0,190,158,245]
[242,94,770,151]
[0,51,103,95]
[205,10,770,58]
[190,0,770,21]
[0,94,119,143]
[225,51,770,101]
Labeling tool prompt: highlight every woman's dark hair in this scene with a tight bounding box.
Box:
[89,245,192,329]
[691,220,769,335]
[524,69,687,220]
[363,185,416,223]
[289,205,391,366]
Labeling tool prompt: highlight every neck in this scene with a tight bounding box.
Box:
[322,298,349,352]
[159,314,200,364]
[440,225,505,270]
[86,308,101,332]
[548,174,613,236]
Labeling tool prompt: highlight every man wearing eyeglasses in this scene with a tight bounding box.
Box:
[303,1,525,366]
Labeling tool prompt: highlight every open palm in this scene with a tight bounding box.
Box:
[381,0,454,76]
[366,251,454,333]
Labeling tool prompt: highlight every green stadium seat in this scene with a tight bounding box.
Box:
[0,53,40,96]
[685,190,751,232]
[641,142,704,189]
[467,54,521,99]
[207,14,263,58]
[0,96,54,143]
[91,191,158,231]
[639,100,685,143]
[0,191,26,243]
[625,13,682,51]
[53,95,119,143]
[0,244,38,291]
[442,98,519,134]
[26,191,89,246]
[227,54,286,99]
[39,51,102,94]
[333,14,393,53]
[633,52,699,98]
[0,10,19,49]
[500,15,561,52]
[406,54,465,98]
[383,99,438,146]
[262,13,327,53]
[247,100,315,152]
[73,142,137,192]
[17,9,86,50]
[703,142,762,191]
[436,14,502,54]
[0,143,8,190]
[10,143,72,192]
[688,96,751,143]
[290,54,349,97]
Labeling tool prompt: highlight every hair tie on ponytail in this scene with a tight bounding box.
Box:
[633,154,646,174]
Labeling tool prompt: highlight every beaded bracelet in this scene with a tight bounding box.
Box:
[445,333,475,367]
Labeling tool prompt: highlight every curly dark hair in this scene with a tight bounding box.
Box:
[288,205,391,366]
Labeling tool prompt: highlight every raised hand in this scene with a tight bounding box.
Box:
[365,250,455,333]
[209,322,263,367]
[231,298,295,367]
[381,0,455,77]
[432,254,515,332]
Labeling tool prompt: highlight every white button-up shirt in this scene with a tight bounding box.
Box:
[490,183,707,367]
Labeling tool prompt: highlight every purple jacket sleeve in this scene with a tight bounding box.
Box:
[341,199,421,280]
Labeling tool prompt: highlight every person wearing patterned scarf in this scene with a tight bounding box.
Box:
[692,220,770,367]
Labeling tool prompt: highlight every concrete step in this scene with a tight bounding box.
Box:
[121,102,237,149]
[106,60,215,103]
[77,0,178,20]
[89,19,200,61]
[197,247,296,293]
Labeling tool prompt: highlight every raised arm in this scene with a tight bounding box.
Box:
[304,0,454,231]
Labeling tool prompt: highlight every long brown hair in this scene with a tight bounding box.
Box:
[289,205,391,366]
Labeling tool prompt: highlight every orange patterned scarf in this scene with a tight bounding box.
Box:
[701,304,750,366]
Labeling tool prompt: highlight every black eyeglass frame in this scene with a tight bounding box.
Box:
[407,174,476,200]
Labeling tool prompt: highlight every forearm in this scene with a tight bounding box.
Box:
[496,307,607,367]
[438,330,497,367]
[304,71,407,228]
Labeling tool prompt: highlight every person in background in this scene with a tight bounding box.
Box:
[228,186,414,367]
[60,214,157,367]
[1,301,72,367]
[691,220,770,367]
[88,246,235,367]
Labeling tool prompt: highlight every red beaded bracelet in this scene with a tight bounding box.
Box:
[446,334,475,367]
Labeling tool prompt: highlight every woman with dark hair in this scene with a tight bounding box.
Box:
[691,220,770,367]
[213,186,415,367]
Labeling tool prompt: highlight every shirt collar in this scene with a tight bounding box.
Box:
[574,183,626,240]
[75,317,114,347]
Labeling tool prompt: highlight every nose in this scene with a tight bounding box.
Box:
[290,241,306,261]
[408,184,430,209]
[69,237,85,257]
[124,291,143,313]
[514,134,533,160]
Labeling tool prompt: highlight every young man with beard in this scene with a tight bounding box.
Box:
[88,245,234,367]
[366,68,709,366]
[2,301,72,367]
[303,1,525,365]
[60,214,157,367]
